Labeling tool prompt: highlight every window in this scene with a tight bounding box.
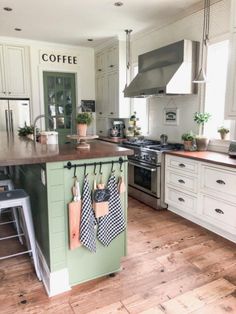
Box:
[204,39,235,140]
[131,65,149,135]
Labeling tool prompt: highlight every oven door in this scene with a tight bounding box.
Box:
[128,160,160,198]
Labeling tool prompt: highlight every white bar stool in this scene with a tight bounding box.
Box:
[0,176,23,244]
[0,189,41,281]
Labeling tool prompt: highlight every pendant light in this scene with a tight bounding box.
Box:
[193,0,210,83]
[124,29,132,89]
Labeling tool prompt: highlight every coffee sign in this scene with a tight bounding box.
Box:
[40,50,78,65]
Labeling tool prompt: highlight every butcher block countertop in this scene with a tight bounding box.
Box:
[0,132,133,166]
[165,150,236,168]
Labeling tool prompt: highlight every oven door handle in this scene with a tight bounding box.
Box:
[128,161,159,172]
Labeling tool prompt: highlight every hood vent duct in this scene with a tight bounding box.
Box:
[123,39,199,98]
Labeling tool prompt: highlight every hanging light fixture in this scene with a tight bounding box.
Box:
[124,29,132,89]
[193,0,210,83]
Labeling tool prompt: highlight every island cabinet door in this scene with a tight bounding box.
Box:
[46,157,128,287]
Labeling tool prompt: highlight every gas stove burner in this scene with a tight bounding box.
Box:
[124,139,161,147]
[146,143,184,151]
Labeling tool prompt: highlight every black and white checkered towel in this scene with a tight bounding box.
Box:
[80,175,97,252]
[97,175,126,246]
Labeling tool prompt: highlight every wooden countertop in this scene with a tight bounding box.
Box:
[165,150,236,168]
[0,132,133,166]
[97,136,127,144]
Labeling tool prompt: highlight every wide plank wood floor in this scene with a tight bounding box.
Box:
[1,197,236,313]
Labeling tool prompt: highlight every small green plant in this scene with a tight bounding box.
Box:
[18,122,35,136]
[217,126,229,134]
[181,131,196,141]
[76,112,93,125]
[194,112,211,135]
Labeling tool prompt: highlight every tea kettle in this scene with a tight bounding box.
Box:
[160,134,168,145]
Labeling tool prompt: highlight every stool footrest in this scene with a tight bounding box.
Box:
[0,249,32,260]
[0,233,24,241]
[0,220,17,225]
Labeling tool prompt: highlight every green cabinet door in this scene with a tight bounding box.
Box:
[43,72,76,144]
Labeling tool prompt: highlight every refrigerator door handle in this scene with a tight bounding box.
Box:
[5,110,9,133]
[10,110,14,133]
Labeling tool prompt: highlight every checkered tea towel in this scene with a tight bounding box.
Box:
[80,175,97,252]
[97,175,126,246]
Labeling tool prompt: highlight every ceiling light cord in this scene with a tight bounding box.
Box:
[193,0,210,83]
[125,29,132,87]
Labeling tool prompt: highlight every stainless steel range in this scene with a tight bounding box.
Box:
[121,139,183,209]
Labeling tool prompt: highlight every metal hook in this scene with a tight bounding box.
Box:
[93,162,97,175]
[73,165,77,178]
[84,164,87,177]
[119,159,123,172]
[99,162,103,175]
[111,161,115,174]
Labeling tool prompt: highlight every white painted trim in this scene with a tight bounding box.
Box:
[36,242,71,297]
[208,139,230,153]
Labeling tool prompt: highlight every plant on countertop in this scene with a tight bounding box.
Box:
[18,122,35,137]
[193,112,211,136]
[127,112,142,138]
[217,126,229,140]
[193,112,211,151]
[181,131,196,151]
[76,112,93,125]
[181,131,196,141]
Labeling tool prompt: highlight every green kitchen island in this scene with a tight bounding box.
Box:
[0,133,133,296]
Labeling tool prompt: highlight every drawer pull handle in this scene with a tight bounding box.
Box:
[179,163,186,168]
[215,208,224,214]
[98,69,102,72]
[178,197,185,202]
[216,179,225,185]
[178,179,185,184]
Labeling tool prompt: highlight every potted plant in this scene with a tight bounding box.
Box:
[181,131,196,151]
[18,122,35,140]
[217,126,229,140]
[193,112,211,151]
[76,112,93,136]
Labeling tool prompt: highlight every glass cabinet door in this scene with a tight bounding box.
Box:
[43,72,76,143]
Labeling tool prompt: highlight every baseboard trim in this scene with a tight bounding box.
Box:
[36,242,71,297]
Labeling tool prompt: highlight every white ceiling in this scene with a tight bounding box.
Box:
[0,0,204,47]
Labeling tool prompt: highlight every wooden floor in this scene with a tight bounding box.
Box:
[1,197,236,313]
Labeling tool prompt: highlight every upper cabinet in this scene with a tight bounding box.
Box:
[0,44,30,98]
[95,41,130,119]
[225,0,236,119]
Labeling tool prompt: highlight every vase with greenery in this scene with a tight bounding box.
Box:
[193,112,211,151]
[181,131,196,151]
[76,112,93,136]
[217,126,229,140]
[18,122,35,139]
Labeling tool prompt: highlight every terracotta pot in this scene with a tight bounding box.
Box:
[183,140,193,151]
[77,124,87,137]
[196,137,209,151]
[219,132,227,140]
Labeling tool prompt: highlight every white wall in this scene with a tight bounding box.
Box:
[131,0,230,142]
[0,36,95,126]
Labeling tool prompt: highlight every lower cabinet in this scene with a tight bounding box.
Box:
[165,154,236,243]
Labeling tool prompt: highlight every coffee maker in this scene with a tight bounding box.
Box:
[110,120,125,138]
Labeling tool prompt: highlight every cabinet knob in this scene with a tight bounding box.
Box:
[178,197,185,202]
[99,131,103,133]
[8,91,11,95]
[109,65,114,68]
[215,208,224,214]
[99,112,102,115]
[98,69,102,72]
[3,91,6,94]
[178,179,185,184]
[179,163,186,168]
[110,112,114,115]
[216,179,225,185]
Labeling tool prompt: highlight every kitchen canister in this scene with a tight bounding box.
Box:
[40,131,58,144]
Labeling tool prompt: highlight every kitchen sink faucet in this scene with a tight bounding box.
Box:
[33,114,54,143]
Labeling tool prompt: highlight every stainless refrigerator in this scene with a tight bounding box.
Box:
[0,99,30,133]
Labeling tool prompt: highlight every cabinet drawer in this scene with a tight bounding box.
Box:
[165,187,197,214]
[202,195,236,232]
[166,155,198,174]
[166,170,197,193]
[201,165,236,199]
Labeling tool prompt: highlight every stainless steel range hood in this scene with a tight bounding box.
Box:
[124,40,198,98]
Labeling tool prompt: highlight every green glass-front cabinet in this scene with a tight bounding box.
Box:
[43,72,76,144]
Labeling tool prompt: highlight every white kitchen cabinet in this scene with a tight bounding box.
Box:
[0,44,30,98]
[165,154,236,243]
[95,41,130,119]
[96,117,109,137]
[231,0,236,29]
[225,32,236,118]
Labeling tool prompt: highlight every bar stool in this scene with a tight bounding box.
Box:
[0,175,23,244]
[0,189,41,280]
